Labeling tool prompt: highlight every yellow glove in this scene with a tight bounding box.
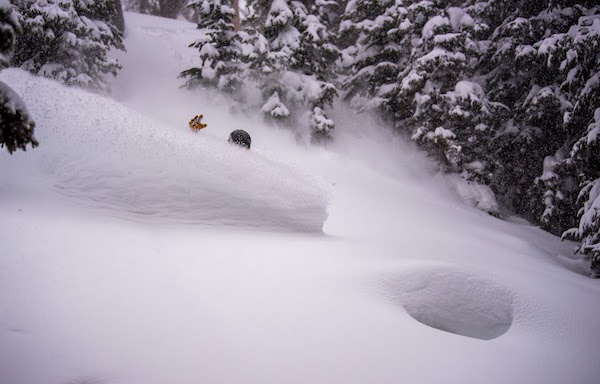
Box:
[189,114,208,131]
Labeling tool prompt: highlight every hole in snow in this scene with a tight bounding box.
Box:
[382,267,514,340]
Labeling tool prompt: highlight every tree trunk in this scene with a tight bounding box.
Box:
[113,0,125,32]
[138,0,151,14]
[159,0,185,19]
[232,0,240,31]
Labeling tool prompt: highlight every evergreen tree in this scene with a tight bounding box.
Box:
[11,0,125,92]
[341,1,495,182]
[480,2,599,236]
[471,0,600,274]
[562,109,600,276]
[243,0,299,121]
[339,0,408,112]
[180,0,244,94]
[399,5,495,179]
[549,7,600,275]
[561,104,600,277]
[481,2,582,222]
[536,6,599,234]
[243,0,340,139]
[0,0,37,154]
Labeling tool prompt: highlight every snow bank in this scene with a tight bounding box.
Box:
[0,69,330,232]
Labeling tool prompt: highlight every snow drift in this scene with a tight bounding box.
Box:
[0,69,330,232]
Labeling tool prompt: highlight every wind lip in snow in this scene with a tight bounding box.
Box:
[0,69,331,233]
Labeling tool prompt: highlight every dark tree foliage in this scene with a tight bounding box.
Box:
[0,0,37,154]
[113,0,125,32]
[0,84,38,154]
[159,0,186,18]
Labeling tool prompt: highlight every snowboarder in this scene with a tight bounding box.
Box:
[228,130,251,149]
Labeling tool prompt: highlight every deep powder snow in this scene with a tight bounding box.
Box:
[0,12,599,384]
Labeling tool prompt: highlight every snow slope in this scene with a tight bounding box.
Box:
[1,12,599,384]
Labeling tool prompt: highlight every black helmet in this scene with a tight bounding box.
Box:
[228,129,251,149]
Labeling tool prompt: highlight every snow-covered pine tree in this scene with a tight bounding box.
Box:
[481,1,599,233]
[470,0,600,274]
[543,6,600,275]
[341,1,495,181]
[534,6,600,236]
[243,0,340,140]
[481,2,578,221]
[0,0,37,154]
[562,109,600,276]
[295,1,340,139]
[399,5,496,180]
[11,0,125,92]
[0,1,17,71]
[338,0,407,113]
[180,0,244,94]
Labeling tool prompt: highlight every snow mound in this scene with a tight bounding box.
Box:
[0,69,330,232]
[444,174,499,213]
[382,266,514,340]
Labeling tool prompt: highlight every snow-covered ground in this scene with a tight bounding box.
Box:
[1,12,599,384]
